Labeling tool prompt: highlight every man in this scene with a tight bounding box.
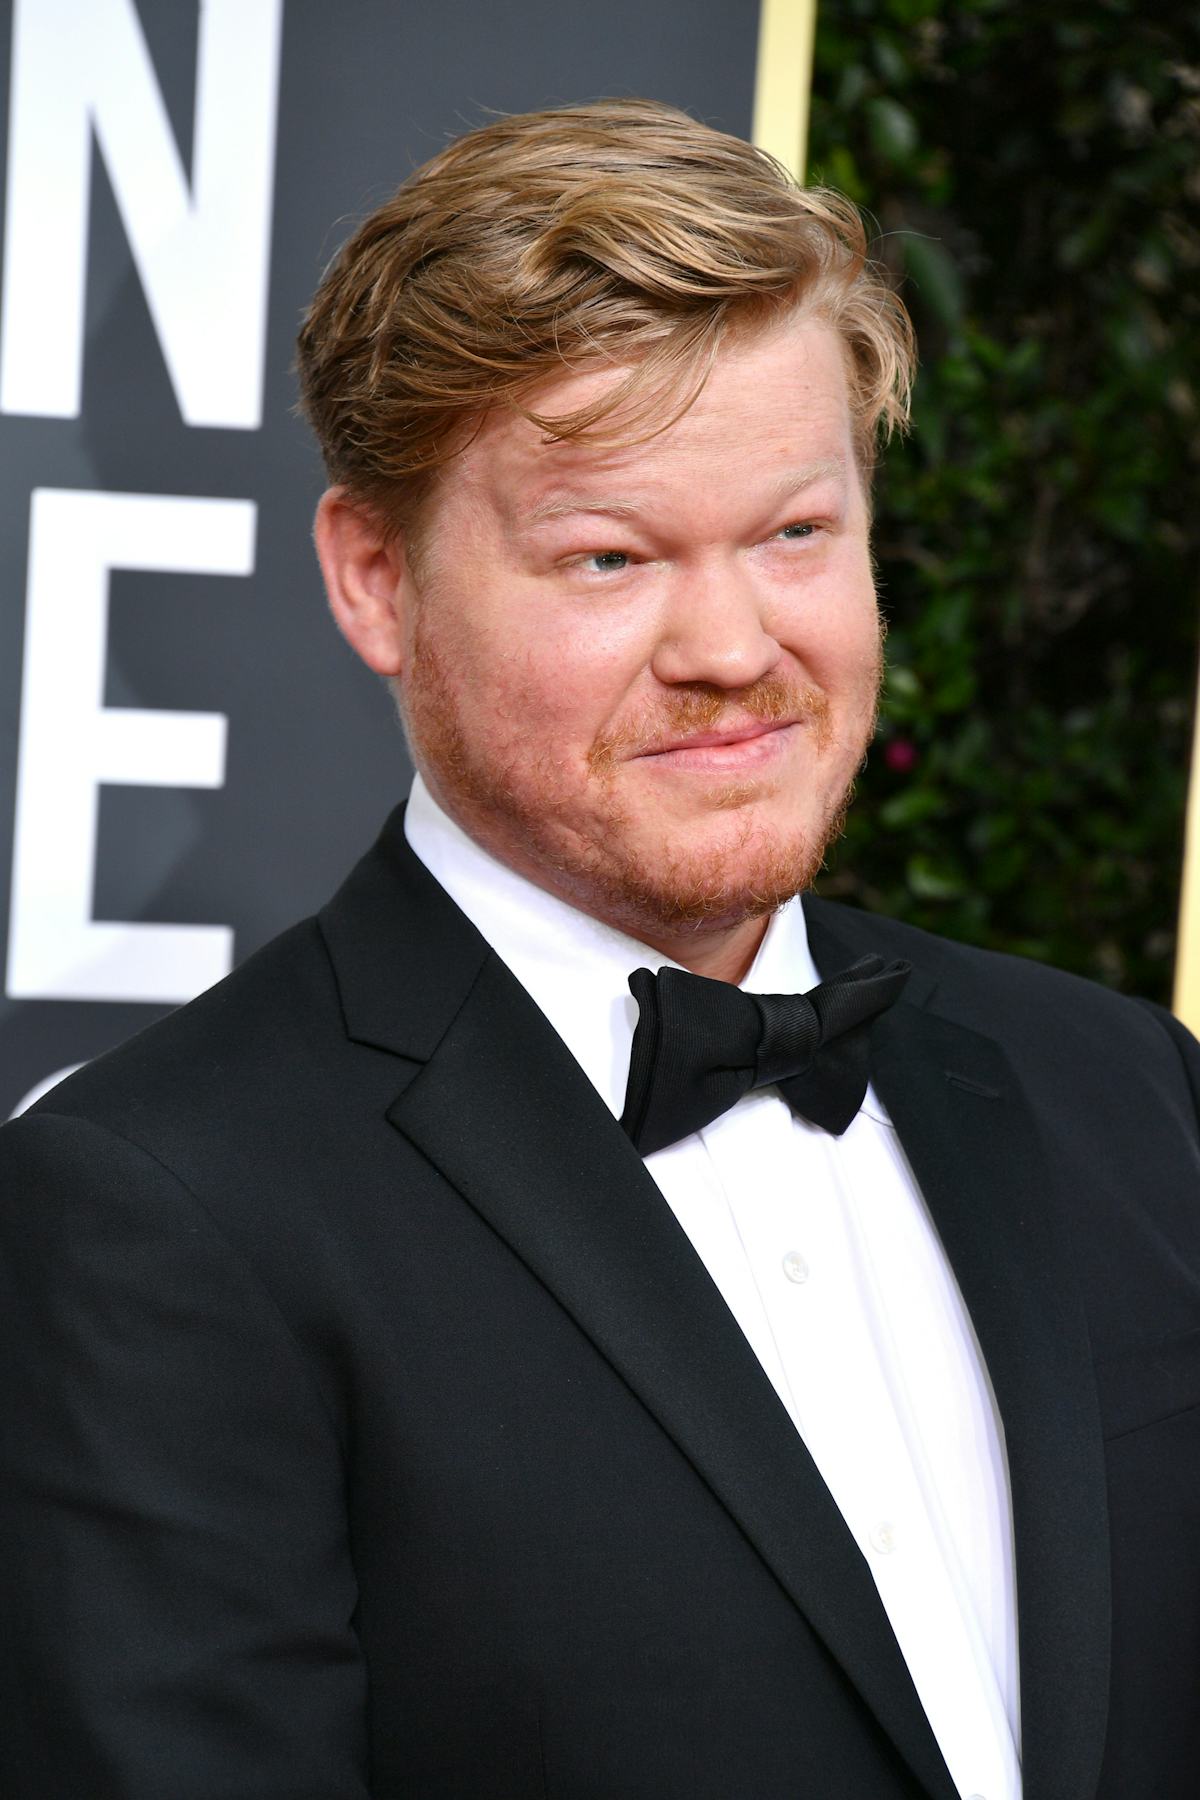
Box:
[1,98,1198,1800]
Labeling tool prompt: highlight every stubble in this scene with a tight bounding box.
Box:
[399,609,881,942]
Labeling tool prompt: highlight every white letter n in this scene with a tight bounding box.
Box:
[0,0,282,428]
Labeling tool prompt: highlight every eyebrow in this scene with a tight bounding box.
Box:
[522,494,643,526]
[766,459,847,500]
[521,459,846,528]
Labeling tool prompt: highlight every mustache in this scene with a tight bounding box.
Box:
[587,675,832,773]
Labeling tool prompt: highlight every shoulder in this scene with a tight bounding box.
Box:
[38,911,331,1084]
[804,893,1193,1070]
[1,914,356,1178]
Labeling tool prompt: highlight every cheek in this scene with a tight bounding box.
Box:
[770,543,878,668]
[814,587,882,688]
[495,611,650,740]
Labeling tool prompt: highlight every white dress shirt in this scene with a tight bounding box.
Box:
[405,774,1022,1800]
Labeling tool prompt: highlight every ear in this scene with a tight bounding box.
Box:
[313,487,415,676]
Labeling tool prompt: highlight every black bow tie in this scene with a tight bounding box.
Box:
[619,953,912,1156]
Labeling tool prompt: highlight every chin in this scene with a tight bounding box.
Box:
[565,810,836,939]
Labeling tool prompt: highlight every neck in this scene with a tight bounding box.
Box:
[410,774,778,985]
[630,913,771,985]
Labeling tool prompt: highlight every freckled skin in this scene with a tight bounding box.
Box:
[317,317,883,983]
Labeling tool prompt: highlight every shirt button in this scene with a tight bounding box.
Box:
[782,1251,809,1284]
[869,1521,897,1555]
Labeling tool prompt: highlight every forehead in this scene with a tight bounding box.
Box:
[449,316,857,521]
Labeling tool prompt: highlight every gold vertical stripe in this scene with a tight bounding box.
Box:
[752,0,818,182]
[1174,704,1200,1027]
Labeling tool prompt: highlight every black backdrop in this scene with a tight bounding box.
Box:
[0,0,760,1118]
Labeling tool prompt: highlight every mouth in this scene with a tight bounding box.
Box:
[637,719,800,772]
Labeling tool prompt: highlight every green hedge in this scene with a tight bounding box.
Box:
[808,0,1200,1001]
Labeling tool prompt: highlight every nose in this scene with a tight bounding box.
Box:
[649,559,782,691]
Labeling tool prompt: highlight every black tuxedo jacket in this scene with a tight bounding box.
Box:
[2,806,1200,1800]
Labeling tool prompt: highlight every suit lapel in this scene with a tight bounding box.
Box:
[806,900,1112,1800]
[321,814,957,1800]
[324,813,1112,1800]
[390,952,959,1800]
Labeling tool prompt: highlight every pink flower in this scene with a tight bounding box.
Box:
[884,737,918,773]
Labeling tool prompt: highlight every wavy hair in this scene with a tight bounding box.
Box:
[296,98,915,534]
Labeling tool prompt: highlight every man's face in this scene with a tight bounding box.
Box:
[395,315,882,945]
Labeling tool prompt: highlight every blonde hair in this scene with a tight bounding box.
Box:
[296,98,914,534]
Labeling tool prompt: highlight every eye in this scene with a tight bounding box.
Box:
[577,550,630,574]
[777,522,816,542]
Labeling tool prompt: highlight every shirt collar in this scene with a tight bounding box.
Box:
[403,774,823,1119]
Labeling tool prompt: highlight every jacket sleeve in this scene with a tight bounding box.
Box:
[0,1109,370,1800]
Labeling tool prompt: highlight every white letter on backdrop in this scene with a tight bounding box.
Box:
[6,488,254,1004]
[0,0,282,426]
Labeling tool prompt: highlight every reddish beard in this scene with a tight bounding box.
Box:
[400,616,879,941]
